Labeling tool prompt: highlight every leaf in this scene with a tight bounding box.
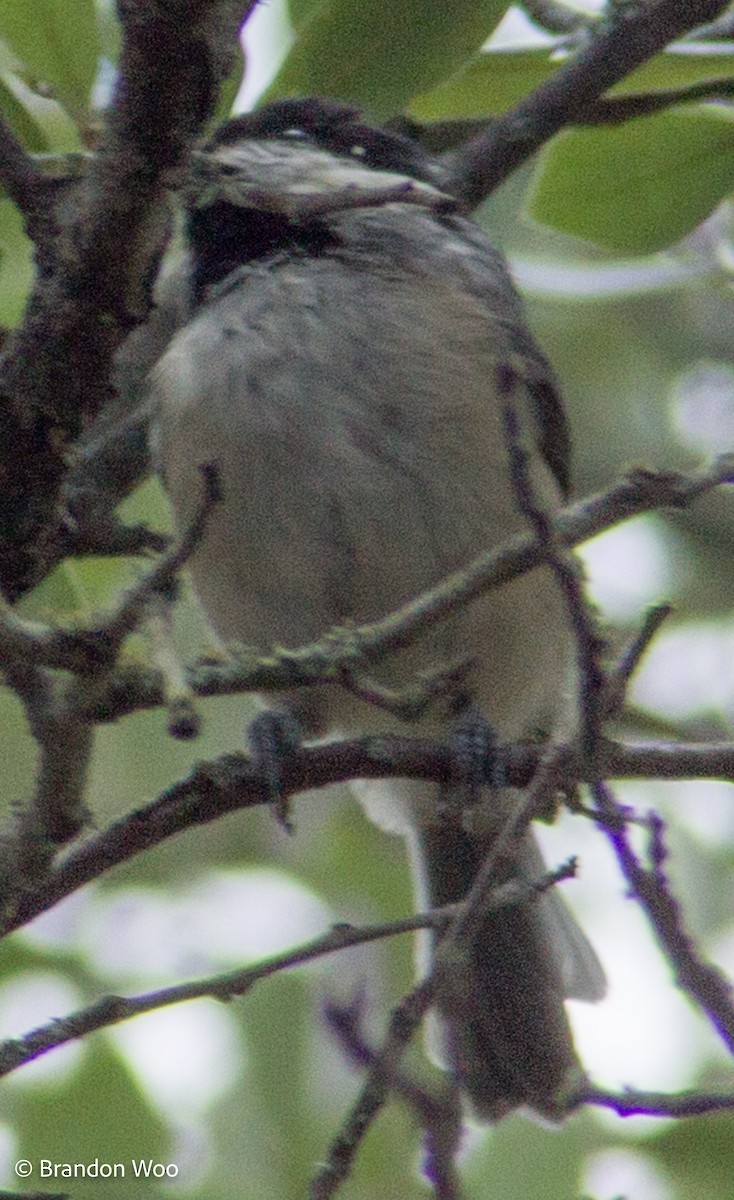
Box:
[96,0,121,64]
[9,1037,170,1200]
[410,46,734,121]
[0,76,50,151]
[0,68,82,153]
[411,46,562,119]
[0,200,34,325]
[647,1110,734,1200]
[617,46,734,95]
[286,0,325,32]
[215,42,246,123]
[527,106,734,255]
[265,0,511,119]
[0,0,99,120]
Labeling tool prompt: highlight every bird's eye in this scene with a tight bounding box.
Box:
[349,144,367,158]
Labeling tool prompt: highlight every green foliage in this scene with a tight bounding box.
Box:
[9,1044,169,1200]
[529,106,734,254]
[649,1112,734,1200]
[0,37,81,154]
[262,4,734,252]
[412,45,565,118]
[265,0,510,118]
[2,2,734,1199]
[0,0,99,122]
[0,74,74,153]
[0,199,33,325]
[410,48,734,120]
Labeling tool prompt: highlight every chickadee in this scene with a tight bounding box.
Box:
[150,97,605,1121]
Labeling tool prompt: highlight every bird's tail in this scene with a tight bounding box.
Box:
[415,820,603,1121]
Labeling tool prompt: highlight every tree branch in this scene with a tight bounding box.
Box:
[310,743,576,1197]
[503,400,607,767]
[592,783,734,1053]
[0,0,248,602]
[579,76,734,124]
[0,867,577,1080]
[78,455,732,716]
[444,0,731,205]
[0,458,721,719]
[604,602,673,717]
[311,976,438,1197]
[4,734,734,937]
[520,0,595,36]
[322,996,464,1200]
[503,412,734,1080]
[581,1085,734,1118]
[0,115,57,254]
[0,911,442,1077]
[0,663,93,896]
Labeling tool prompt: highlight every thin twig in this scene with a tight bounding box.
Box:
[322,862,580,1173]
[310,974,439,1198]
[0,466,218,680]
[0,664,92,896]
[0,911,453,1078]
[0,867,579,1079]
[323,997,465,1200]
[605,603,673,717]
[30,456,729,717]
[5,734,734,937]
[338,655,474,722]
[0,0,248,601]
[0,458,727,685]
[502,401,607,768]
[500,396,734,1097]
[0,465,220,916]
[310,748,573,1198]
[445,0,731,205]
[94,460,221,647]
[581,1084,734,1118]
[591,781,734,1053]
[579,76,734,124]
[439,743,570,960]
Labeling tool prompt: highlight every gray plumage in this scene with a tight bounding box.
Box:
[150,100,605,1121]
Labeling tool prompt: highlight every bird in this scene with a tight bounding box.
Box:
[148,96,605,1121]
